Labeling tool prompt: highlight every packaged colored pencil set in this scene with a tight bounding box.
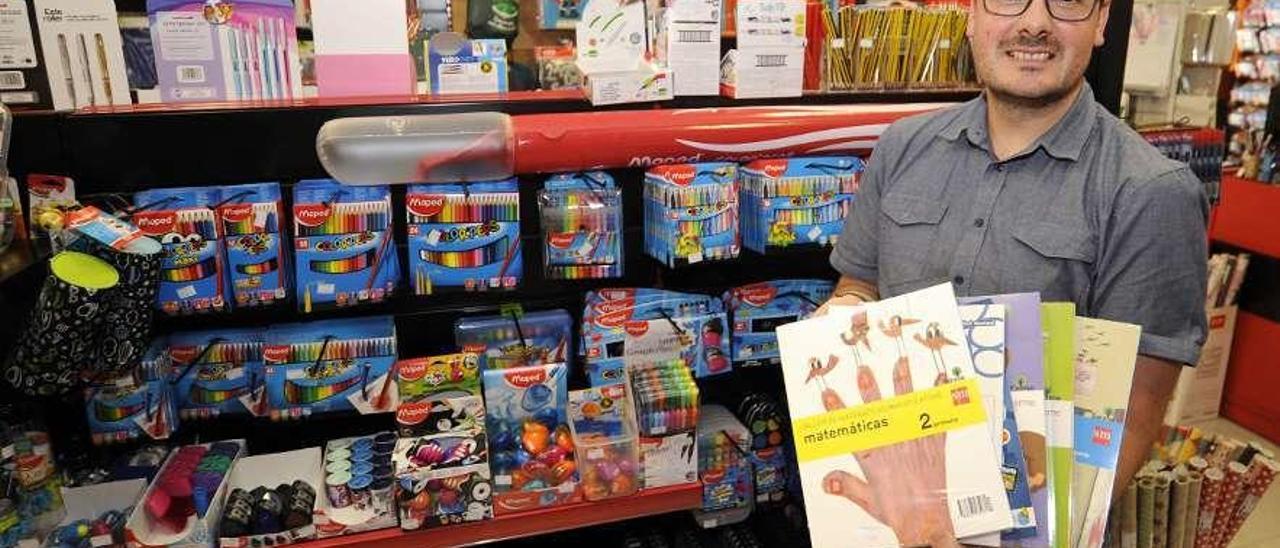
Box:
[167,328,267,419]
[406,180,522,295]
[133,186,230,315]
[738,156,862,254]
[538,172,624,280]
[482,363,580,514]
[454,309,573,371]
[217,182,289,308]
[581,288,730,384]
[627,360,700,437]
[723,279,834,368]
[643,163,740,267]
[84,342,179,445]
[292,179,400,313]
[262,316,399,420]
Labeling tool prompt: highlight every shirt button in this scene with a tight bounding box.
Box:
[973,218,985,228]
[953,275,965,285]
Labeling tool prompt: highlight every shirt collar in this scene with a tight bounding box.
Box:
[939,82,1098,162]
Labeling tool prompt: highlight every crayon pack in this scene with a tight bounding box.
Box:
[738,156,862,254]
[84,343,180,445]
[454,309,573,371]
[263,316,399,420]
[538,172,624,280]
[406,180,522,295]
[293,180,400,313]
[482,363,580,514]
[643,163,740,267]
[627,360,700,436]
[217,182,289,308]
[582,288,730,384]
[133,186,230,314]
[723,279,833,367]
[167,328,267,419]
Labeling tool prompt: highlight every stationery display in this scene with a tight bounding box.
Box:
[146,0,302,102]
[394,454,493,529]
[292,179,399,313]
[820,4,973,90]
[482,363,580,515]
[125,440,244,547]
[567,383,640,501]
[132,187,229,315]
[738,156,861,253]
[84,345,179,445]
[406,179,521,295]
[217,448,321,546]
[0,1,55,111]
[217,182,288,309]
[628,360,701,437]
[426,33,508,95]
[1206,252,1250,309]
[395,353,482,414]
[643,162,740,267]
[1140,127,1226,203]
[724,279,833,368]
[538,172,624,280]
[1167,254,1246,426]
[1042,302,1078,548]
[262,317,399,420]
[721,0,805,99]
[314,434,399,538]
[454,309,573,371]
[166,329,267,419]
[582,288,730,383]
[32,0,132,109]
[692,405,753,528]
[776,283,1012,547]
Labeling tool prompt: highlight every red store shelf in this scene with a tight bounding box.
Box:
[1221,310,1280,445]
[1210,174,1280,257]
[301,483,703,548]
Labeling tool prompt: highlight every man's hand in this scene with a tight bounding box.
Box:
[815,275,879,316]
[1113,354,1181,502]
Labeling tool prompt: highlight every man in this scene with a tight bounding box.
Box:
[823,0,1207,524]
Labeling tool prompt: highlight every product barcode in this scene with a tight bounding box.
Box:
[678,30,713,43]
[957,495,994,518]
[177,65,206,83]
[755,54,787,68]
[0,71,25,90]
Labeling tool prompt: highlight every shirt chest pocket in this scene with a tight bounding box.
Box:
[879,193,948,292]
[1008,220,1097,303]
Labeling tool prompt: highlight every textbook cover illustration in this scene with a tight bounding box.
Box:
[778,283,1012,547]
[1042,303,1077,548]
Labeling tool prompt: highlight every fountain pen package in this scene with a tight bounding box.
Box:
[217,182,289,309]
[166,328,268,419]
[133,186,231,315]
[292,179,400,314]
[262,316,399,420]
[776,283,1012,547]
[32,0,132,110]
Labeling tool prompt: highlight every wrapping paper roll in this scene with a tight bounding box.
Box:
[75,236,161,378]
[1209,462,1249,548]
[1123,481,1139,548]
[1153,473,1172,548]
[1182,472,1201,548]
[1139,477,1156,548]
[1188,457,1209,475]
[1219,457,1279,548]
[1170,473,1191,548]
[1196,467,1225,548]
[3,251,119,396]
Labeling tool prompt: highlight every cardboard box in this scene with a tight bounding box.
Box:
[426,33,507,95]
[310,0,412,97]
[394,462,492,530]
[217,448,322,547]
[33,0,130,109]
[655,0,721,96]
[734,0,806,49]
[1165,305,1239,424]
[56,479,147,548]
[0,0,53,109]
[126,440,246,548]
[638,432,697,489]
[576,0,672,106]
[719,47,802,99]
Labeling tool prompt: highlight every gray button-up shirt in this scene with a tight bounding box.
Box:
[831,84,1209,365]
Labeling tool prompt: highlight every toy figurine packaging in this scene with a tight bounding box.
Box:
[738,156,861,254]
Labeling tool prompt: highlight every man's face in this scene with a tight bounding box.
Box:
[968,0,1110,105]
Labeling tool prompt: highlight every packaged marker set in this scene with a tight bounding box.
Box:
[84,342,180,445]
[167,328,267,420]
[217,182,288,309]
[581,288,730,385]
[723,279,834,368]
[406,180,522,295]
[263,316,399,420]
[293,179,400,314]
[133,186,230,315]
[482,363,580,514]
[643,163,740,267]
[538,172,624,280]
[738,156,862,254]
[454,309,573,371]
[628,360,700,437]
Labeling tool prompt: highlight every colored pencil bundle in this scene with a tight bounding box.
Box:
[454,309,573,371]
[167,328,266,420]
[629,360,700,436]
[218,182,288,308]
[644,163,740,268]
[263,316,399,420]
[539,172,624,280]
[739,156,863,254]
[134,186,231,315]
[821,4,974,91]
[407,180,522,295]
[293,179,400,313]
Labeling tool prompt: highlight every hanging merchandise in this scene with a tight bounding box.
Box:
[739,156,861,254]
[567,383,640,501]
[292,179,400,314]
[643,163,740,267]
[482,363,579,515]
[454,309,573,371]
[166,329,268,420]
[406,179,521,295]
[467,0,519,41]
[131,187,229,315]
[723,279,833,368]
[217,182,289,309]
[84,343,180,445]
[581,288,730,385]
[538,173,624,280]
[262,317,399,420]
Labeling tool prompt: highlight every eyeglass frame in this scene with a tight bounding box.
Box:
[981,0,1105,23]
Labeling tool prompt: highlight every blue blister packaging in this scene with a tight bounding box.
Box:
[217,182,289,308]
[132,186,230,315]
[84,342,180,445]
[292,179,400,313]
[263,316,399,420]
[582,288,730,384]
[406,180,522,294]
[481,363,580,514]
[724,279,834,367]
[643,163,739,267]
[538,172,623,280]
[739,156,862,253]
[454,309,573,371]
[166,328,267,419]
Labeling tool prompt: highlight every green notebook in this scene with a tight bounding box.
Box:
[1042,303,1076,548]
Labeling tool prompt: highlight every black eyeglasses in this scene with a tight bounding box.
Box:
[983,0,1101,22]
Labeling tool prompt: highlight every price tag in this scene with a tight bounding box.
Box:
[859,38,874,49]
[500,303,525,319]
[177,285,197,299]
[831,38,845,49]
